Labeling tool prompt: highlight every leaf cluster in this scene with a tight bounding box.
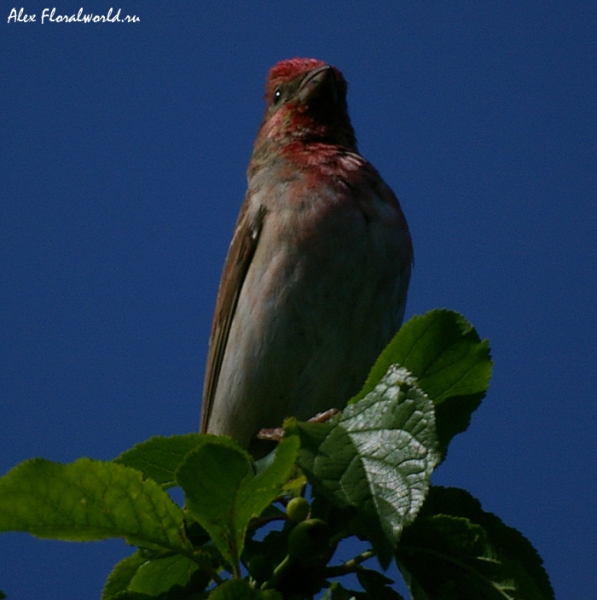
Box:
[0,310,553,599]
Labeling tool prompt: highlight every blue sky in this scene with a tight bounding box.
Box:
[1,2,596,598]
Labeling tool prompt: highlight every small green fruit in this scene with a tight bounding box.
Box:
[287,518,331,565]
[286,497,310,523]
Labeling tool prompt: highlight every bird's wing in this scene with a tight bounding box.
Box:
[200,199,268,433]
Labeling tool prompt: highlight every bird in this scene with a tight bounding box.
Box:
[200,58,413,449]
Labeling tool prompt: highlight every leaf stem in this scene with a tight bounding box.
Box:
[261,555,293,590]
[324,549,375,577]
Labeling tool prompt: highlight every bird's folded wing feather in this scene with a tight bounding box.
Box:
[200,200,267,433]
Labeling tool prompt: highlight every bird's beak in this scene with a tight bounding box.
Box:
[297,65,337,104]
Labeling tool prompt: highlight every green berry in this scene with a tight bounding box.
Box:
[287,518,331,565]
[286,497,310,523]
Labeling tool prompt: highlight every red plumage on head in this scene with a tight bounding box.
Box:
[265,58,346,103]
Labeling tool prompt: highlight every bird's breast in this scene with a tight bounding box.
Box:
[207,159,411,446]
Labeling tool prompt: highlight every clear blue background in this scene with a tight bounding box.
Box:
[1,2,595,598]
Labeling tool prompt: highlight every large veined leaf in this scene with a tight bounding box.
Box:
[354,309,492,456]
[396,487,555,600]
[293,365,440,566]
[176,435,299,574]
[0,458,189,553]
[114,434,205,488]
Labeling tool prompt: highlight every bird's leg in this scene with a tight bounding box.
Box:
[308,408,340,423]
[255,408,341,442]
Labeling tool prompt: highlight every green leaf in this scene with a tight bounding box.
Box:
[0,458,190,553]
[355,309,492,455]
[102,551,148,599]
[357,569,405,599]
[176,437,251,572]
[103,550,213,599]
[237,435,299,532]
[128,553,199,595]
[396,487,554,600]
[208,579,253,599]
[114,434,205,488]
[294,366,440,567]
[176,435,299,573]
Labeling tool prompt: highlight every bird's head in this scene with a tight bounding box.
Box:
[253,58,357,157]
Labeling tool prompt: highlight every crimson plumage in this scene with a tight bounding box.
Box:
[200,58,413,448]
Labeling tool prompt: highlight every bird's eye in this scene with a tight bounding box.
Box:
[272,88,282,105]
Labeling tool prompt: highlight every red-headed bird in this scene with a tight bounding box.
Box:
[200,58,413,448]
